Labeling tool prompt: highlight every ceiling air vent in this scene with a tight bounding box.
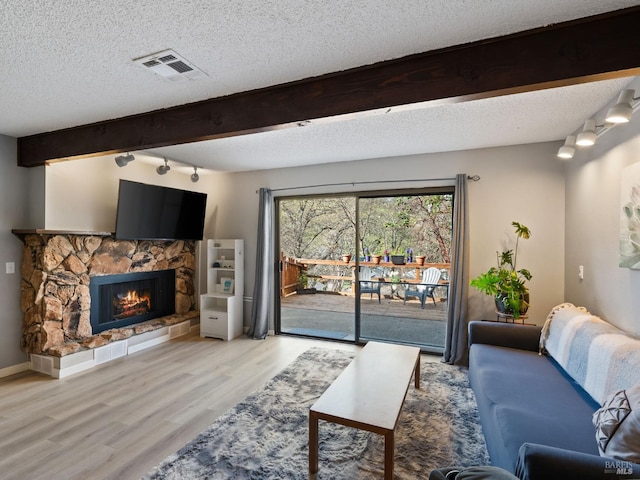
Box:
[133,49,207,83]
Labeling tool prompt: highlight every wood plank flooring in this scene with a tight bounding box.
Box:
[0,334,359,480]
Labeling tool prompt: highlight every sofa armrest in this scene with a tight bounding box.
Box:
[468,321,542,352]
[515,443,640,480]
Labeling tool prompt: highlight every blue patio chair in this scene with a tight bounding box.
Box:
[359,267,381,303]
[404,267,441,308]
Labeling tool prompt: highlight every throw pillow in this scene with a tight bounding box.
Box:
[593,384,640,463]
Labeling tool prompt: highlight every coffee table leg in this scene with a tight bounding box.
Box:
[384,430,395,480]
[415,355,420,389]
[309,411,319,476]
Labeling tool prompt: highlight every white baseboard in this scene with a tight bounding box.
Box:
[53,359,96,379]
[29,320,193,379]
[128,333,170,355]
[0,361,31,379]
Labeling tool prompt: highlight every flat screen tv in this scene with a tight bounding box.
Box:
[115,180,207,241]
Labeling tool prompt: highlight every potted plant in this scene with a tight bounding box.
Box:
[415,254,426,266]
[342,254,352,263]
[470,221,532,318]
[364,247,371,262]
[406,248,413,263]
[391,252,405,265]
[383,249,390,263]
[296,270,316,294]
[371,253,382,264]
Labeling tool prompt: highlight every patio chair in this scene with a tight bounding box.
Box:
[404,267,442,308]
[359,267,381,303]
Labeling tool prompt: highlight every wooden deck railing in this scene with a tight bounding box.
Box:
[280,253,450,297]
[280,252,307,297]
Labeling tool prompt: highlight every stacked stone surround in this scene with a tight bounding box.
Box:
[17,231,197,357]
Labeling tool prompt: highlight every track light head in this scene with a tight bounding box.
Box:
[576,119,597,147]
[557,135,576,160]
[606,89,635,124]
[114,153,135,167]
[191,167,199,183]
[156,158,170,175]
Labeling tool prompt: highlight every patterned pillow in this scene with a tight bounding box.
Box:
[593,385,640,463]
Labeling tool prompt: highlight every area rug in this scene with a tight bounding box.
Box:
[143,347,490,479]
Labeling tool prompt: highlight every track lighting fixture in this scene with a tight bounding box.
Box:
[156,158,171,175]
[557,136,576,160]
[576,119,598,147]
[114,153,135,167]
[606,89,636,124]
[191,167,199,183]
[558,88,640,160]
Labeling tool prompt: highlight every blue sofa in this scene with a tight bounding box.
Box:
[468,309,640,480]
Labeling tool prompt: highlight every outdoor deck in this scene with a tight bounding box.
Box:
[281,290,447,352]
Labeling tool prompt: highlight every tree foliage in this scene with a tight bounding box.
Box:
[279,194,452,262]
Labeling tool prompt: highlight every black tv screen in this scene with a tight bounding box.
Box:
[115,180,207,241]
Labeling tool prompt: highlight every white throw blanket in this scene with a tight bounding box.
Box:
[539,303,640,405]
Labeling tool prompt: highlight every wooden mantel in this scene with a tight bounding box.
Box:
[12,229,113,242]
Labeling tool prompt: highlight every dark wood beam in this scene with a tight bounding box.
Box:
[18,6,640,167]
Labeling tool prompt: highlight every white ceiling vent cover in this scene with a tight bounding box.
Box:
[133,49,207,82]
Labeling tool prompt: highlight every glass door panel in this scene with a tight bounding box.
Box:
[356,194,452,353]
[277,196,356,341]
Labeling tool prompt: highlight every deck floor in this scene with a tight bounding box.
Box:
[281,291,447,351]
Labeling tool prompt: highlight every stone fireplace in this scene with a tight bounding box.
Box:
[15,230,198,358]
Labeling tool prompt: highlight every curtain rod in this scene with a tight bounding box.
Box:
[258,175,480,194]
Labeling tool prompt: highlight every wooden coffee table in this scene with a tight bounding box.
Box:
[309,341,421,480]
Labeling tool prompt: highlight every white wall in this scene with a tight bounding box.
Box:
[40,142,565,332]
[565,78,640,335]
[0,134,30,369]
[44,155,213,232]
[207,141,566,327]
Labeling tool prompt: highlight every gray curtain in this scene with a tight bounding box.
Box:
[248,188,273,339]
[443,174,470,365]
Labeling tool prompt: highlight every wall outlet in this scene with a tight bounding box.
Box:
[5,262,15,274]
[578,265,584,280]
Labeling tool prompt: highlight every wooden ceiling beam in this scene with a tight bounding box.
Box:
[17,6,640,167]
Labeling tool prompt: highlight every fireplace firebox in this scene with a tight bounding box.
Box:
[90,270,176,334]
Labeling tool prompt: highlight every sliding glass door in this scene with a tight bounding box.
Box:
[276,189,453,352]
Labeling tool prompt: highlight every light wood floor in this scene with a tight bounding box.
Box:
[0,333,361,480]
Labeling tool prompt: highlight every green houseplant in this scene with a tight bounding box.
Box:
[296,270,316,294]
[470,222,532,318]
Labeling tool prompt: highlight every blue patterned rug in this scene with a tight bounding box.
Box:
[143,347,489,479]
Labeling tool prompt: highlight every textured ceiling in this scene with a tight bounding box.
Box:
[2,0,639,172]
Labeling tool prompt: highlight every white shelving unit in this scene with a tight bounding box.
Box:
[200,239,244,340]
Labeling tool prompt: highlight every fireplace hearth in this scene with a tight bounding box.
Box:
[90,270,176,333]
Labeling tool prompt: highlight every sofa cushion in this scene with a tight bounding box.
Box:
[469,343,600,472]
[539,303,640,404]
[429,466,518,480]
[593,385,640,463]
